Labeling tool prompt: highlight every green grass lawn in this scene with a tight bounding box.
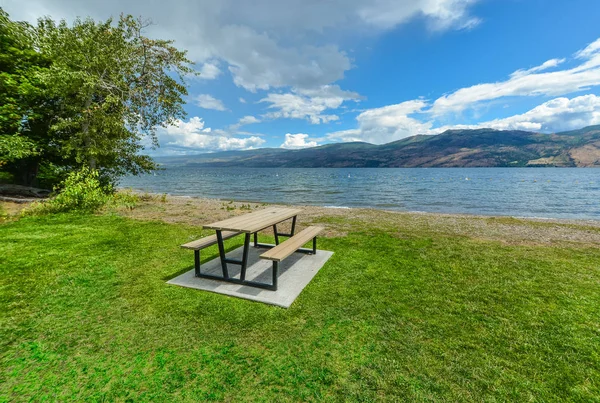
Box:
[1,213,599,401]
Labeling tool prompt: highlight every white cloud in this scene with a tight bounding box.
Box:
[358,0,481,31]
[195,61,222,80]
[330,94,600,144]
[439,94,600,133]
[193,94,228,111]
[239,97,247,104]
[328,100,431,143]
[238,115,260,125]
[3,0,483,92]
[228,115,261,130]
[280,133,319,149]
[158,116,265,152]
[260,85,361,124]
[510,58,565,78]
[575,38,600,59]
[431,38,600,115]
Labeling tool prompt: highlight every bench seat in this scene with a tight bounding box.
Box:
[260,226,324,262]
[180,231,241,250]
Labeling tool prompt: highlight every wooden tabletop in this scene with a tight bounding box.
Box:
[203,207,303,233]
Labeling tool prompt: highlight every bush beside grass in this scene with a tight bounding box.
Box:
[21,170,147,216]
[24,167,109,215]
[1,214,599,401]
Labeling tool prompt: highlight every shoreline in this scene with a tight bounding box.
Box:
[3,189,599,245]
[119,187,600,228]
[108,190,600,247]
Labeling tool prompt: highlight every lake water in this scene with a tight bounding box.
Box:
[119,167,600,220]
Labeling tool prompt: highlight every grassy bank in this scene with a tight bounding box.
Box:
[1,205,600,401]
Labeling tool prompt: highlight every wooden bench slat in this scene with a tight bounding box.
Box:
[260,226,324,262]
[180,230,241,250]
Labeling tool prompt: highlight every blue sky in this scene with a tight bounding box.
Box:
[4,0,600,154]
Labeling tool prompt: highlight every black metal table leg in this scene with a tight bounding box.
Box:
[273,224,279,245]
[272,261,279,290]
[290,215,297,236]
[240,233,251,281]
[194,250,201,277]
[215,230,229,278]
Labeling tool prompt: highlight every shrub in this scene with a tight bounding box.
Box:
[108,189,140,210]
[24,167,109,215]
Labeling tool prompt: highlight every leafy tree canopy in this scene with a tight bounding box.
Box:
[0,9,48,168]
[0,9,193,187]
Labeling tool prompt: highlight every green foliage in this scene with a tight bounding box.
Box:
[0,9,50,174]
[0,9,193,186]
[0,135,38,166]
[25,167,108,215]
[107,189,140,210]
[35,14,193,183]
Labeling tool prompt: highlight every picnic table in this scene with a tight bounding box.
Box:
[181,207,323,290]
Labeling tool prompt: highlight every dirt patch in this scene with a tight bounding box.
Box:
[111,193,600,247]
[4,191,599,246]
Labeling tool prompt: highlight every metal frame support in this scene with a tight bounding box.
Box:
[191,215,314,292]
[216,230,229,278]
[194,250,201,277]
[194,230,279,291]
[272,261,279,290]
[254,215,298,249]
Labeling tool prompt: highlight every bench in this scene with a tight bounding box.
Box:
[260,226,324,290]
[181,231,241,277]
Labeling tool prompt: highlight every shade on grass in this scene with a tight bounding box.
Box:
[1,214,599,401]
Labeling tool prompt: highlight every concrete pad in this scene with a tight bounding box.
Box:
[168,245,333,308]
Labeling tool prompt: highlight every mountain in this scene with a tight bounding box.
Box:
[156,126,600,168]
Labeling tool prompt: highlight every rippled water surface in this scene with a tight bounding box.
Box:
[120,167,600,220]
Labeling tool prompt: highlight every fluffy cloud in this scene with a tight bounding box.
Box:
[261,85,361,124]
[193,94,228,111]
[228,115,261,130]
[329,100,431,143]
[280,133,319,149]
[357,0,480,31]
[330,94,600,144]
[440,94,600,133]
[195,61,222,80]
[431,38,600,115]
[325,36,600,145]
[3,0,483,93]
[238,115,261,125]
[158,117,265,152]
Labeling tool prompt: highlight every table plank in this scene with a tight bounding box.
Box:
[203,207,302,233]
[204,207,279,230]
[245,209,301,233]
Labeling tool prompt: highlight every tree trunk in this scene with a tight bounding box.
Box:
[82,96,96,169]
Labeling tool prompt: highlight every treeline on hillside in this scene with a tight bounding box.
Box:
[0,9,192,189]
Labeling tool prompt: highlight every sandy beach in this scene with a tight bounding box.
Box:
[104,192,600,247]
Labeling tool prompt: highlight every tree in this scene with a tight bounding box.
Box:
[0,9,51,183]
[34,14,193,186]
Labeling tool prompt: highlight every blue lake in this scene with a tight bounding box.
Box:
[119,167,600,220]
